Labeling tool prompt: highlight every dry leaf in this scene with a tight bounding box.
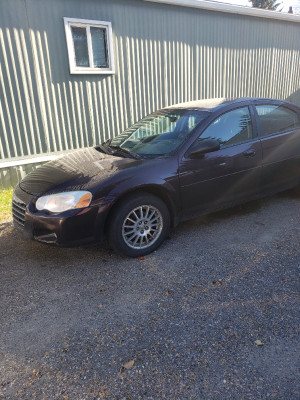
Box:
[254,340,264,346]
[166,289,170,296]
[138,256,145,260]
[212,279,224,286]
[120,359,135,372]
[123,360,135,369]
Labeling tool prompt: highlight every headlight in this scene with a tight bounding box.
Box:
[36,191,92,213]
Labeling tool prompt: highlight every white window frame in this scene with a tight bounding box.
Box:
[64,17,115,75]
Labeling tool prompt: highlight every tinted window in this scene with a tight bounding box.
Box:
[200,107,252,146]
[256,105,300,136]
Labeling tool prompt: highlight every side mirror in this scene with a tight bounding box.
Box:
[186,138,220,158]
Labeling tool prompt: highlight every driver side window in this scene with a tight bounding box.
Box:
[200,107,253,146]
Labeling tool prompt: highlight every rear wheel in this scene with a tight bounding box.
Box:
[108,193,170,257]
[294,182,300,195]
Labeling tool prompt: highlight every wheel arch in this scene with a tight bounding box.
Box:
[103,185,178,235]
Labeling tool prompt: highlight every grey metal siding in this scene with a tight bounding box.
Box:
[0,163,44,188]
[0,0,300,186]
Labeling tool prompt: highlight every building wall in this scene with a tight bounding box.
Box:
[1,0,300,186]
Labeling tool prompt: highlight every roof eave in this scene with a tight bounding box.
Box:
[144,0,300,23]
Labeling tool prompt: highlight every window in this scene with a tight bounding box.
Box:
[64,17,114,74]
[200,107,252,146]
[256,105,300,136]
[110,111,208,156]
[128,113,203,142]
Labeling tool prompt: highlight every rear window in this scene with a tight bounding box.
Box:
[256,105,300,136]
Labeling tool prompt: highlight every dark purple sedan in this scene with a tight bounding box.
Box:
[12,98,300,256]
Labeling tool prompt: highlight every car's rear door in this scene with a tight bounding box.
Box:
[179,105,263,220]
[254,103,300,193]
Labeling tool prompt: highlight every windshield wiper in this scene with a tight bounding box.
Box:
[95,143,113,155]
[109,145,140,159]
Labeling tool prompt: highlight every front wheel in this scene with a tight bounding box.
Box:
[108,193,170,257]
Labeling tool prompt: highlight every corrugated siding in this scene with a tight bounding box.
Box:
[0,163,44,188]
[0,0,300,171]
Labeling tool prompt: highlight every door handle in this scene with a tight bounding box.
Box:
[243,149,256,157]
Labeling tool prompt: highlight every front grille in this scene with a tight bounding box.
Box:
[12,195,26,230]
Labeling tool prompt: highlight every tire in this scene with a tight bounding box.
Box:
[108,192,170,257]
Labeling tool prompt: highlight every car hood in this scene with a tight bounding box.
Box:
[19,147,142,196]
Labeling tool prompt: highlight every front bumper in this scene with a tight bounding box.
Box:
[12,186,109,247]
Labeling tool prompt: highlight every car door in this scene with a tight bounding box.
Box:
[179,106,263,220]
[254,104,300,193]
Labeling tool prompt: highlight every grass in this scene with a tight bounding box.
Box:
[0,187,13,222]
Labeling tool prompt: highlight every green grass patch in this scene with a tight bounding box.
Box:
[0,187,13,221]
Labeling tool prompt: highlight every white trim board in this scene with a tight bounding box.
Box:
[145,0,300,23]
[0,155,60,169]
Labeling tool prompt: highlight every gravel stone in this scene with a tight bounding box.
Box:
[0,190,299,399]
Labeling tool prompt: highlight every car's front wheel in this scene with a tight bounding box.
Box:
[108,193,170,257]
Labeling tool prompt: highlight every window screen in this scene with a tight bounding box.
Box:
[91,27,108,68]
[71,27,89,67]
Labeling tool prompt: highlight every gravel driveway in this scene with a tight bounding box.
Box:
[0,190,299,399]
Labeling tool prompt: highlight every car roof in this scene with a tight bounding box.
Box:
[163,97,294,112]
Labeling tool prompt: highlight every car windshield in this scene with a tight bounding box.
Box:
[108,110,209,157]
